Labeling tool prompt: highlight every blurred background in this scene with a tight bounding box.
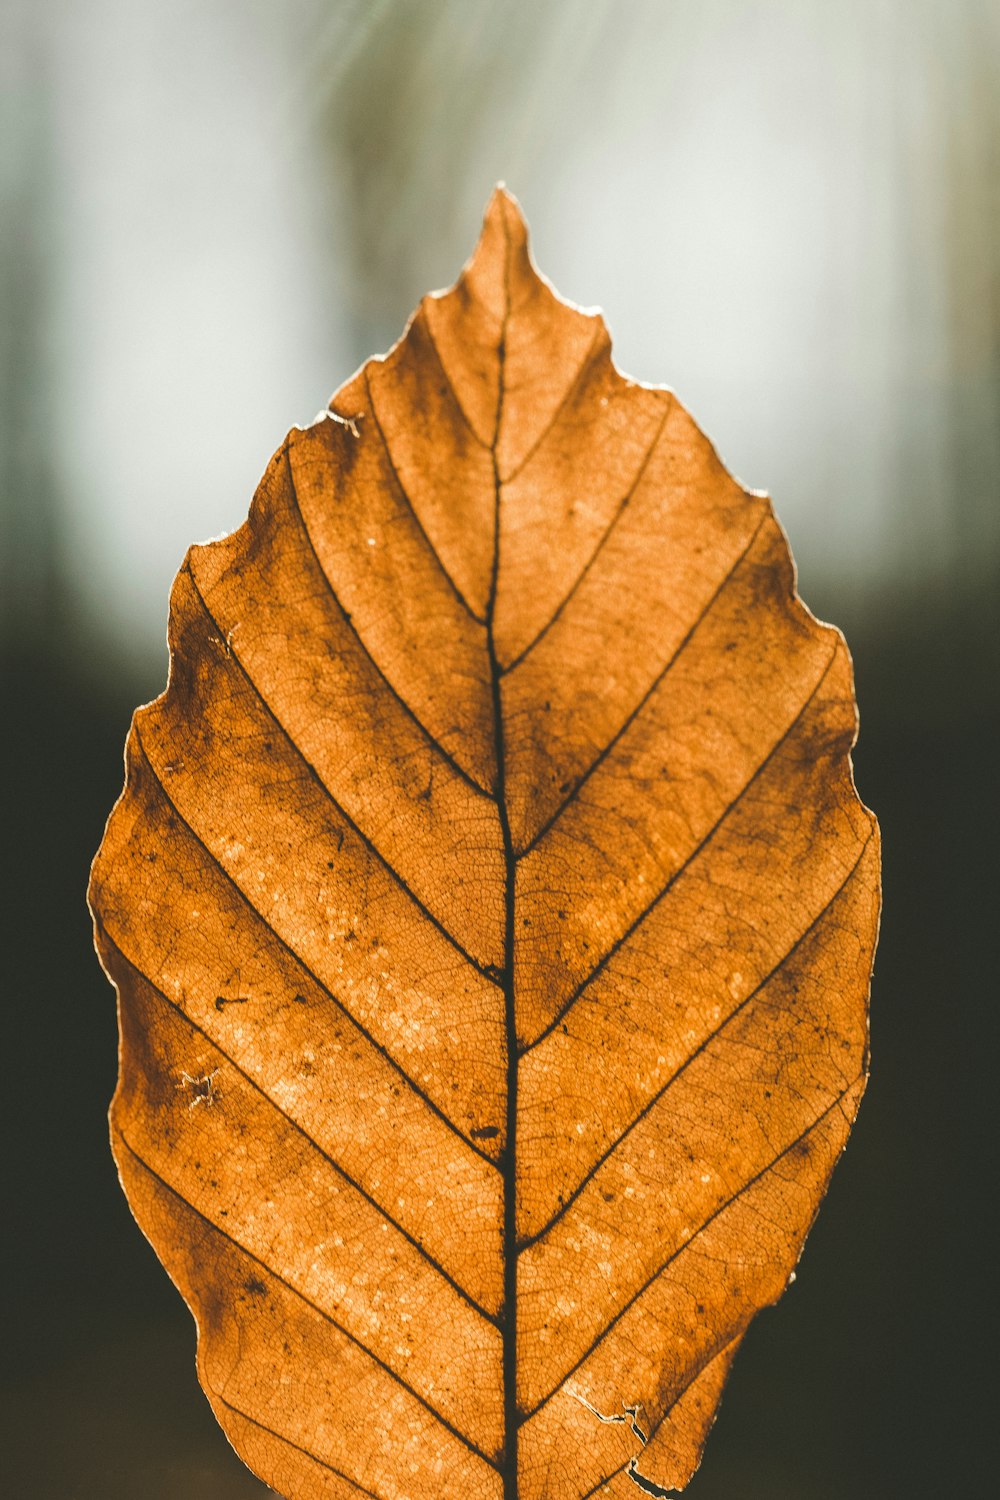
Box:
[2,1,996,1495]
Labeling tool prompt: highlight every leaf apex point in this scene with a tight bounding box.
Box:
[480,184,529,242]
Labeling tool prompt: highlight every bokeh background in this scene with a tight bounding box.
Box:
[2,2,997,1496]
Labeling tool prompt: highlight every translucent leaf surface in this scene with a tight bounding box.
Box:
[90,189,880,1499]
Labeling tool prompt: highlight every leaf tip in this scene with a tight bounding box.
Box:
[461,185,534,320]
[486,180,524,224]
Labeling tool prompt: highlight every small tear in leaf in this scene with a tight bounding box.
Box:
[325,409,363,438]
[176,1069,220,1110]
[573,1391,648,1444]
[626,1458,676,1497]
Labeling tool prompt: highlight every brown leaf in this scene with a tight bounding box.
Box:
[89,188,880,1500]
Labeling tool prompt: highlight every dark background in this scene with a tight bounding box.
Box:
[2,3,997,1496]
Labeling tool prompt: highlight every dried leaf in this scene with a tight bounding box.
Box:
[89,188,880,1499]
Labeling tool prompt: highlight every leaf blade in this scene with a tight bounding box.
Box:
[90,187,879,1499]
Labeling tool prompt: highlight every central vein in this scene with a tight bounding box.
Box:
[485,238,518,1500]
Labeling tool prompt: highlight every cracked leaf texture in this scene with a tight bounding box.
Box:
[90,190,880,1500]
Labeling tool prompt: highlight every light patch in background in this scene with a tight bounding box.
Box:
[2,0,997,679]
[323,0,998,620]
[3,0,342,674]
